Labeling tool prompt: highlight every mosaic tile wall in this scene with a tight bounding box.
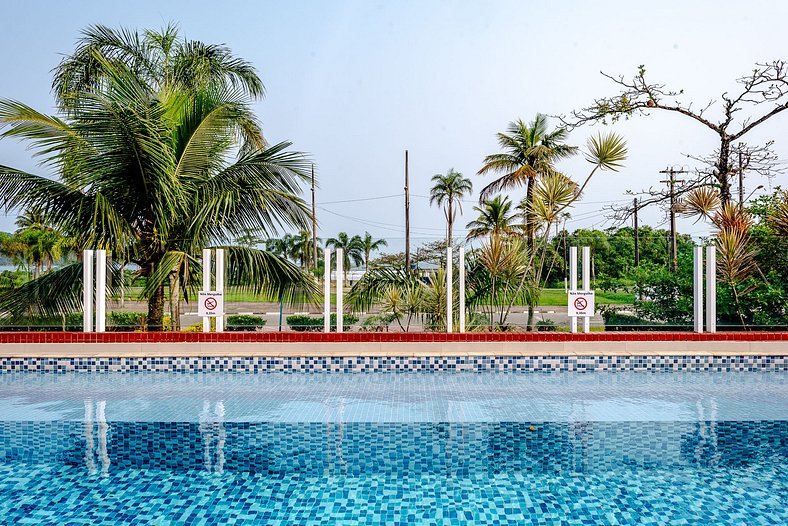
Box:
[2,420,786,476]
[0,354,786,373]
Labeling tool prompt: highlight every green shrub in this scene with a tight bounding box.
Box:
[535,319,557,332]
[226,315,267,331]
[108,311,146,331]
[286,313,359,332]
[0,313,82,331]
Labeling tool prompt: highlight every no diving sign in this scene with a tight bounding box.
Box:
[568,290,595,317]
[198,291,224,317]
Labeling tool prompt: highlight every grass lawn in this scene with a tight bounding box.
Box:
[537,288,634,306]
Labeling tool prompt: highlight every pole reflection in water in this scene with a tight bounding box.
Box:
[97,400,110,477]
[695,398,719,466]
[199,400,226,474]
[84,399,96,475]
[84,399,111,476]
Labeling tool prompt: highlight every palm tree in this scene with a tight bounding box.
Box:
[429,169,472,247]
[465,196,519,240]
[53,24,264,109]
[477,114,577,245]
[360,232,387,269]
[326,232,364,283]
[0,26,315,329]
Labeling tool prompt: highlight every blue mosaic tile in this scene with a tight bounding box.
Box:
[0,354,786,373]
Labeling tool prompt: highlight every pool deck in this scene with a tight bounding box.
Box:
[0,332,785,357]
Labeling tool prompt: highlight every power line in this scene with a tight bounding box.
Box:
[317,194,401,205]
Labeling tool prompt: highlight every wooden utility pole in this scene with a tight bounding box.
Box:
[404,150,411,273]
[311,164,317,270]
[659,167,688,272]
[633,198,640,267]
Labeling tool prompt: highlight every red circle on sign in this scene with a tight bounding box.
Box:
[204,297,218,310]
[574,297,587,310]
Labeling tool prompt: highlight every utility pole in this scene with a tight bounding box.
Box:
[659,166,687,272]
[404,150,411,273]
[311,164,317,270]
[633,198,640,267]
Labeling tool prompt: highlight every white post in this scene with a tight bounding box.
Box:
[83,250,93,333]
[706,245,716,333]
[324,247,331,333]
[582,246,591,333]
[569,247,577,333]
[95,250,106,332]
[202,248,211,333]
[459,246,466,333]
[216,249,225,332]
[446,246,453,333]
[336,248,343,333]
[694,246,704,333]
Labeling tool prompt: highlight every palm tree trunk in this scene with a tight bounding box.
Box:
[147,283,166,331]
[448,201,453,248]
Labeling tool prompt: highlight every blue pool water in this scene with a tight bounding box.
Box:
[0,371,786,524]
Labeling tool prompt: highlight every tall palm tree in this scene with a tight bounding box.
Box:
[465,196,519,240]
[477,114,577,245]
[326,232,364,283]
[0,26,315,329]
[429,169,472,247]
[360,232,387,269]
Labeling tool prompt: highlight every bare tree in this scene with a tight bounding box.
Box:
[561,62,788,206]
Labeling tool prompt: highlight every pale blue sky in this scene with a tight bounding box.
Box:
[0,0,786,248]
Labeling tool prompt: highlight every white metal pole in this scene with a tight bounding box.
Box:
[569,246,577,333]
[95,250,106,332]
[83,250,93,333]
[202,248,211,333]
[582,246,591,333]
[693,246,704,333]
[324,247,331,333]
[336,248,343,333]
[706,245,716,333]
[216,249,225,332]
[459,246,466,333]
[446,246,453,333]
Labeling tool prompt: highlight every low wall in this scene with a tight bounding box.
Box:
[0,331,785,358]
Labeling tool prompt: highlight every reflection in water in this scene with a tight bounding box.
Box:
[695,398,720,466]
[199,400,226,474]
[84,400,95,475]
[97,400,110,477]
[84,399,111,476]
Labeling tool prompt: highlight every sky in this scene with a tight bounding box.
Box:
[0,0,786,252]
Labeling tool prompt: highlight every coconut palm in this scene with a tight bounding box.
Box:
[429,169,472,246]
[326,232,364,282]
[53,24,265,109]
[360,232,387,269]
[477,114,577,245]
[465,196,519,240]
[0,26,316,329]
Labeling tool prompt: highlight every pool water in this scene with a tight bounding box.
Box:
[1,371,786,524]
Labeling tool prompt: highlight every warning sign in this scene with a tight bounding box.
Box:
[198,291,224,317]
[568,290,595,317]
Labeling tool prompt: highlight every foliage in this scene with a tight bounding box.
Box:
[430,168,472,245]
[0,25,316,330]
[107,311,146,331]
[465,196,519,240]
[286,313,359,332]
[226,314,267,331]
[535,319,557,331]
[0,312,82,331]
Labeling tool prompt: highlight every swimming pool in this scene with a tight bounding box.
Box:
[1,370,786,524]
